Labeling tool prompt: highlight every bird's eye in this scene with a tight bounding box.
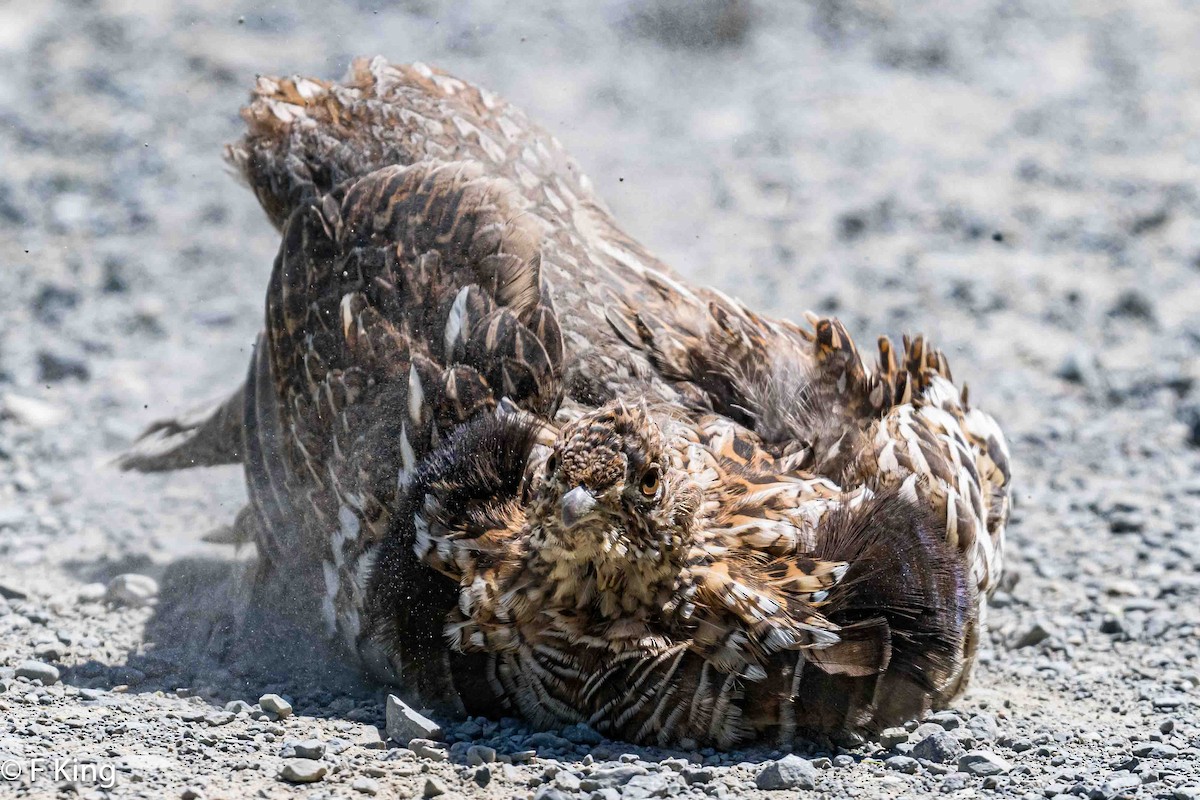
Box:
[639,467,661,497]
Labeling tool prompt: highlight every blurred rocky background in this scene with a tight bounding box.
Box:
[1,0,1199,797]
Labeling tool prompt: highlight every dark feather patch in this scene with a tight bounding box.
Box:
[795,489,973,730]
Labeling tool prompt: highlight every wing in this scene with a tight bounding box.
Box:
[257,161,563,703]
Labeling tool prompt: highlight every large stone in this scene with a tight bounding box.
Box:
[386,695,442,744]
[754,754,817,791]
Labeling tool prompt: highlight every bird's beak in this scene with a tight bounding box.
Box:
[560,486,598,530]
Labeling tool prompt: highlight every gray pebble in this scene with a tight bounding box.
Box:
[941,771,971,791]
[579,765,649,791]
[912,731,965,764]
[474,764,492,787]
[622,773,673,799]
[224,700,253,714]
[929,711,962,729]
[754,754,817,790]
[15,661,59,685]
[554,771,581,791]
[205,712,235,727]
[968,713,1000,741]
[278,758,326,783]
[958,750,1011,776]
[885,755,919,773]
[410,739,448,761]
[385,694,442,744]
[351,776,379,795]
[422,776,447,797]
[878,726,910,748]
[1132,742,1178,759]
[467,744,496,765]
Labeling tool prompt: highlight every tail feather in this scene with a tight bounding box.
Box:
[798,489,973,729]
[115,382,245,472]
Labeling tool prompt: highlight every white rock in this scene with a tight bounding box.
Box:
[351,776,380,795]
[278,758,326,783]
[259,694,293,719]
[386,694,442,744]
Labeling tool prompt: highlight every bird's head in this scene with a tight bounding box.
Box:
[530,402,700,579]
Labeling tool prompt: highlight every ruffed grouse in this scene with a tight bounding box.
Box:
[119,57,1011,745]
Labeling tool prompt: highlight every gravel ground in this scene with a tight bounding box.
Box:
[2,0,1200,797]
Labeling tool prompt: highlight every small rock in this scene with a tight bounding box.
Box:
[205,712,235,727]
[409,739,448,761]
[467,745,496,765]
[351,776,379,795]
[105,574,159,608]
[224,700,253,714]
[15,660,59,685]
[423,777,447,798]
[1012,619,1056,649]
[180,787,205,800]
[386,694,442,744]
[967,714,1000,741]
[533,787,570,800]
[37,349,90,382]
[1100,772,1142,799]
[278,758,327,783]
[259,694,292,719]
[1100,614,1127,635]
[958,751,1011,776]
[885,755,919,773]
[754,754,817,790]
[913,731,965,764]
[941,771,970,791]
[929,711,962,730]
[33,643,62,661]
[579,766,649,791]
[879,726,911,748]
[623,773,672,799]
[682,766,713,784]
[474,765,492,788]
[1132,742,1178,759]
[293,739,325,759]
[1151,695,1187,710]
